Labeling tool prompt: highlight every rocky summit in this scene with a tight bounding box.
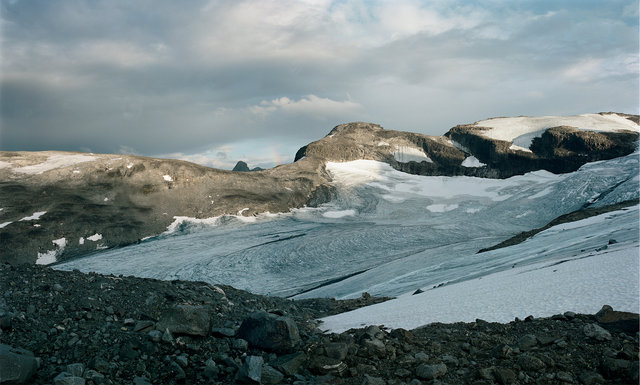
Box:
[0,263,638,384]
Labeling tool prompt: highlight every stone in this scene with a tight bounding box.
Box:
[53,283,63,292]
[89,356,110,373]
[414,352,429,362]
[261,365,285,384]
[66,363,85,377]
[309,355,348,376]
[161,328,174,343]
[583,323,611,341]
[132,376,152,385]
[157,305,210,336]
[236,355,263,384]
[272,352,307,376]
[517,334,538,351]
[517,354,546,371]
[493,367,516,385]
[555,371,573,383]
[416,363,447,380]
[491,343,513,358]
[324,342,349,360]
[53,372,86,385]
[203,358,219,378]
[237,312,300,353]
[579,371,605,385]
[168,360,185,380]
[83,370,105,384]
[599,357,631,378]
[594,306,639,333]
[233,338,249,351]
[362,374,386,385]
[148,330,162,342]
[175,354,188,367]
[211,327,236,337]
[134,320,154,332]
[0,344,39,384]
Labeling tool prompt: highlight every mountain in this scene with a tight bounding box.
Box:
[232,161,265,172]
[0,113,637,265]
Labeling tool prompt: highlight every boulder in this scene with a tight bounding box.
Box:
[583,323,611,341]
[157,305,210,336]
[237,312,300,353]
[594,305,639,333]
[416,363,447,380]
[235,355,263,384]
[0,344,39,384]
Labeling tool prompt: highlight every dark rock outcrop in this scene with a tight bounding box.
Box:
[0,344,39,384]
[237,312,300,353]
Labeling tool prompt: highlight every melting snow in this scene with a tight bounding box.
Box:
[19,211,47,221]
[163,175,173,181]
[36,237,67,265]
[461,156,485,167]
[79,237,85,245]
[87,233,103,241]
[320,240,639,332]
[392,146,433,163]
[323,209,356,218]
[426,204,459,213]
[476,113,639,150]
[12,154,98,174]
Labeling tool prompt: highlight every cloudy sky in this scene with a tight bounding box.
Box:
[1,0,638,169]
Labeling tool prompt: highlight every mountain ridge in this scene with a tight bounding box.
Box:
[0,112,637,265]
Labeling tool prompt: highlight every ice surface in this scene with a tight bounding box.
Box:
[11,154,98,174]
[56,153,639,300]
[477,113,639,149]
[320,213,639,332]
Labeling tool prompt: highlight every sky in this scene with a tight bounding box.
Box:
[1,0,638,169]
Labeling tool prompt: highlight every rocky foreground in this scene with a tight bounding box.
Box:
[1,264,638,385]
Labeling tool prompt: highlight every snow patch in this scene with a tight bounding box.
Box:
[377,141,390,147]
[79,237,85,245]
[426,204,459,213]
[127,163,134,169]
[320,244,639,332]
[393,146,433,163]
[0,221,12,228]
[476,113,639,149]
[163,175,173,181]
[12,154,98,174]
[36,237,67,265]
[20,211,47,221]
[461,156,485,168]
[323,209,356,218]
[104,197,109,202]
[0,161,12,169]
[87,233,103,242]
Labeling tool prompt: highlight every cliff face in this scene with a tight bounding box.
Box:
[1,113,637,264]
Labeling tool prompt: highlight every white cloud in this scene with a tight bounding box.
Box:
[251,94,363,119]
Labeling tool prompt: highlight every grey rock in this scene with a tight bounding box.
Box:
[517,354,546,371]
[203,358,219,378]
[555,371,573,383]
[324,342,349,360]
[161,328,174,343]
[491,343,513,358]
[599,357,631,378]
[272,352,307,376]
[583,323,611,341]
[134,320,154,332]
[416,363,447,380]
[168,360,185,380]
[66,363,85,377]
[0,344,39,384]
[53,372,85,385]
[233,338,249,351]
[83,370,105,384]
[211,327,236,337]
[157,305,210,336]
[175,354,188,367]
[237,312,300,353]
[89,356,110,373]
[53,283,63,292]
[261,365,285,384]
[362,374,386,385]
[517,334,538,351]
[148,330,162,342]
[236,355,263,384]
[132,376,153,385]
[493,367,516,385]
[414,352,429,362]
[579,371,605,385]
[309,355,348,376]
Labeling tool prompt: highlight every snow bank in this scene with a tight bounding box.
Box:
[320,244,639,332]
[12,154,98,174]
[36,237,67,265]
[393,146,433,163]
[461,156,485,167]
[19,211,47,221]
[476,113,639,151]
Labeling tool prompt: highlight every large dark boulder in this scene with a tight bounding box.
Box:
[237,312,300,353]
[0,344,39,384]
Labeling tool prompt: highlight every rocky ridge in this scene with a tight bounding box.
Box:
[1,263,638,384]
[0,113,637,264]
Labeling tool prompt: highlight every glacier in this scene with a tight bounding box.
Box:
[55,152,639,305]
